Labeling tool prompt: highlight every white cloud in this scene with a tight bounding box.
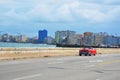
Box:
[68,1,106,22]
[55,3,74,21]
[80,10,106,22]
[0,0,120,24]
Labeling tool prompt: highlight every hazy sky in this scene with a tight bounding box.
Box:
[0,0,120,37]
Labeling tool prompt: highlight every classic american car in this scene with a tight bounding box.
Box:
[79,48,97,56]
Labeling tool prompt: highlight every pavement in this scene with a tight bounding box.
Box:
[0,54,120,80]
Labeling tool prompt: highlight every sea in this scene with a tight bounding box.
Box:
[0,42,56,48]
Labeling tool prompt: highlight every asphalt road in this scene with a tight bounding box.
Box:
[0,54,120,80]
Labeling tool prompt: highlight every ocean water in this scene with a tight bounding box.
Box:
[0,42,56,48]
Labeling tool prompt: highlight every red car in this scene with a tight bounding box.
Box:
[79,48,97,56]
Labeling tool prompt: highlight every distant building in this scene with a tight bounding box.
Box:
[93,32,107,46]
[13,36,19,42]
[0,35,2,42]
[20,35,28,42]
[67,31,77,44]
[55,31,60,44]
[55,30,77,44]
[28,36,38,43]
[76,34,83,45]
[104,35,120,46]
[118,37,120,45]
[9,35,15,42]
[38,29,48,43]
[83,32,93,45]
[2,33,10,42]
[45,36,55,44]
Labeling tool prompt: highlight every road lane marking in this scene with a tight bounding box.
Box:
[89,60,94,63]
[13,74,42,80]
[97,60,103,62]
[89,60,103,63]
[48,61,63,64]
[85,65,95,68]
[96,79,100,80]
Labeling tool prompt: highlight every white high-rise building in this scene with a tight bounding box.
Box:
[55,30,77,44]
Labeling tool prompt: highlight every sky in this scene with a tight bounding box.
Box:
[0,0,120,37]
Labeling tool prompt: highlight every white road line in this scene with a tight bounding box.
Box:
[85,65,95,68]
[96,79,100,80]
[56,59,64,61]
[48,61,63,64]
[89,60,103,63]
[97,60,103,62]
[89,60,96,63]
[13,74,42,80]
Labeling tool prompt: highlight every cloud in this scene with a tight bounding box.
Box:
[26,0,120,24]
[25,0,104,23]
[0,0,120,25]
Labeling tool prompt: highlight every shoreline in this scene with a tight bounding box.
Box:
[0,48,120,61]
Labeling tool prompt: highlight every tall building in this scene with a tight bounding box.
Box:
[93,32,107,46]
[38,29,48,43]
[84,32,93,45]
[76,34,83,45]
[55,30,77,44]
[55,31,60,44]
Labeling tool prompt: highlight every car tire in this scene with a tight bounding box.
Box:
[85,54,87,56]
[79,53,82,56]
[88,53,91,56]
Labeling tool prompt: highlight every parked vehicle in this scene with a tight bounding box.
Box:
[79,48,97,56]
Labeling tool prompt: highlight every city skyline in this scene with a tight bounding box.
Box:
[0,31,120,46]
[0,0,120,37]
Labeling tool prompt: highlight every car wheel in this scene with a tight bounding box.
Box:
[79,53,82,56]
[88,53,91,56]
[85,54,87,56]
